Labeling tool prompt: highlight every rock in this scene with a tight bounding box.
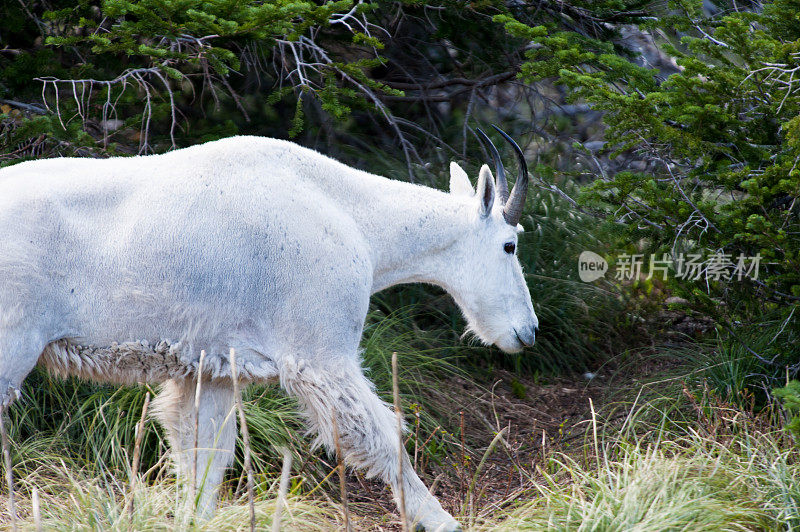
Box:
[665,296,689,305]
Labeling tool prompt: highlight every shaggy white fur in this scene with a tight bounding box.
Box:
[0,136,538,531]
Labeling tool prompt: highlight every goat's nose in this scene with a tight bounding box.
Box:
[516,325,536,347]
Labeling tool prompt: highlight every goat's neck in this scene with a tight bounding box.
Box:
[341,174,467,294]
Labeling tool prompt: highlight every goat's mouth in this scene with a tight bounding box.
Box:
[514,327,537,347]
[494,331,525,354]
[515,329,526,346]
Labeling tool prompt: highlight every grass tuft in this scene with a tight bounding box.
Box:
[493,396,798,531]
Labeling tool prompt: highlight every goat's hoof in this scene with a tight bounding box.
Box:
[416,517,462,532]
[425,525,462,532]
[418,526,461,532]
[409,495,461,531]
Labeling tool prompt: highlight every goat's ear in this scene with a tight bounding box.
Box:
[449,162,474,197]
[476,164,495,218]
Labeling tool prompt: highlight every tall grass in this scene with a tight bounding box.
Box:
[517,178,632,373]
[493,396,800,531]
[620,308,800,414]
[7,373,163,476]
[699,309,800,407]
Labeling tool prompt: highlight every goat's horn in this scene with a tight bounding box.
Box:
[475,128,509,204]
[492,125,529,226]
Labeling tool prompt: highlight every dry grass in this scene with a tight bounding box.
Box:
[2,461,341,531]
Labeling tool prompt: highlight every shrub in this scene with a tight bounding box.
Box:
[504,0,800,319]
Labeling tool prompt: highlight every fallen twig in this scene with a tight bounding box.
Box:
[229,348,256,532]
[190,350,206,507]
[127,391,151,516]
[331,412,351,531]
[0,409,17,531]
[392,352,408,532]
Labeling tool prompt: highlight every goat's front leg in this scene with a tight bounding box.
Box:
[152,377,236,518]
[0,327,47,409]
[280,356,461,532]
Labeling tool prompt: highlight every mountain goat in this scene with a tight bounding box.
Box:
[0,127,537,531]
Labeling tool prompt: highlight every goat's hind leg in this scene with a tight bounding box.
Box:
[0,327,46,523]
[151,377,236,519]
[0,327,48,408]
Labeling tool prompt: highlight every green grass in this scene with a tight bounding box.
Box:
[699,309,800,408]
[496,432,782,531]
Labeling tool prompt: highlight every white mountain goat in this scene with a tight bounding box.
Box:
[0,127,537,531]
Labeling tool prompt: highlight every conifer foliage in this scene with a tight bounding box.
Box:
[0,0,646,170]
[504,0,800,316]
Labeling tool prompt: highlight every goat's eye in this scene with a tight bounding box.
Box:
[504,242,516,254]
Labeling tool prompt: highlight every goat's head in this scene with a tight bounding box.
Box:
[445,126,538,353]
